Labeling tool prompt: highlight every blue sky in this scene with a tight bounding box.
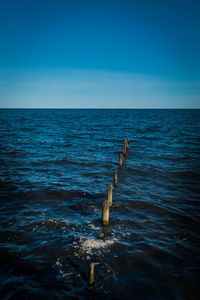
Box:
[0,0,200,108]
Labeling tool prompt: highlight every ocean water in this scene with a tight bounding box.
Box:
[0,108,200,300]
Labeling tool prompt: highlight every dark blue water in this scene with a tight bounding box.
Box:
[0,109,200,300]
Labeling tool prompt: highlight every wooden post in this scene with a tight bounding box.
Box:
[102,200,109,226]
[113,170,117,185]
[123,140,127,155]
[125,138,129,149]
[119,153,123,166]
[98,232,104,239]
[107,184,112,206]
[88,262,95,285]
[123,139,129,154]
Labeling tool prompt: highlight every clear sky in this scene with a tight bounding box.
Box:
[0,0,199,108]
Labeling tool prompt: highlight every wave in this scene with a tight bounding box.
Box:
[30,159,96,167]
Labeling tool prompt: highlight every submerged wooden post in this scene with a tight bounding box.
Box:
[102,200,109,226]
[123,140,127,155]
[123,139,129,155]
[126,135,130,144]
[98,232,104,239]
[107,184,113,206]
[125,138,129,149]
[119,153,123,166]
[113,170,117,185]
[88,262,95,285]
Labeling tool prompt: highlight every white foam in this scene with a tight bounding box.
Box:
[88,223,101,231]
[80,238,114,253]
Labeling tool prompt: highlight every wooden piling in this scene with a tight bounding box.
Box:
[113,170,117,185]
[107,184,113,206]
[98,232,104,239]
[119,153,123,166]
[88,262,95,285]
[123,140,127,155]
[125,138,129,149]
[123,139,129,155]
[102,200,109,226]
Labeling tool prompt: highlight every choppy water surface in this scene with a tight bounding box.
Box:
[0,109,200,300]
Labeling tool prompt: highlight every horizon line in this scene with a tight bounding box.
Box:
[0,107,200,110]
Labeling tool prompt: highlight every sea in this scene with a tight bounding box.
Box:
[0,109,200,300]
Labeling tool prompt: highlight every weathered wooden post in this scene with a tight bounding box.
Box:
[126,135,130,144]
[98,232,104,239]
[123,139,129,155]
[88,262,95,285]
[119,153,123,166]
[113,170,117,185]
[102,200,109,226]
[123,140,127,155]
[107,184,112,206]
[125,138,129,149]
